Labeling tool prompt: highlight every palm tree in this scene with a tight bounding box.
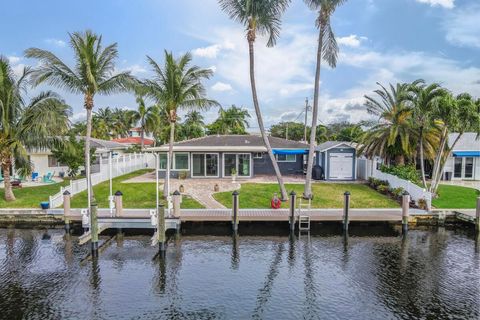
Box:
[208,105,251,135]
[183,110,205,139]
[303,0,346,199]
[218,0,290,200]
[111,107,136,138]
[359,82,417,164]
[409,80,447,189]
[0,57,71,201]
[142,51,219,197]
[25,30,134,206]
[131,90,160,149]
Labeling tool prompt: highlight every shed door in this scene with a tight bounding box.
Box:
[329,153,354,180]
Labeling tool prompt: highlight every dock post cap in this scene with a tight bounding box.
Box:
[290,191,296,196]
[344,191,351,196]
[173,190,181,196]
[232,190,239,196]
[114,190,123,196]
[63,190,71,196]
[402,191,410,196]
[158,203,165,208]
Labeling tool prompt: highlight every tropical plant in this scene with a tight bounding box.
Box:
[51,134,96,177]
[0,57,71,201]
[303,0,346,199]
[380,164,420,185]
[142,51,219,196]
[130,89,160,149]
[182,110,205,139]
[207,105,251,135]
[270,121,307,141]
[25,30,135,205]
[218,0,290,200]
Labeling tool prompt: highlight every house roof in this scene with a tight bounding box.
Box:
[449,133,480,151]
[316,141,356,152]
[86,137,128,151]
[112,137,155,146]
[147,135,309,152]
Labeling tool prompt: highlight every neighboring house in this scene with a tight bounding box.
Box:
[112,127,155,147]
[28,137,128,177]
[442,132,480,181]
[316,141,357,181]
[146,135,309,179]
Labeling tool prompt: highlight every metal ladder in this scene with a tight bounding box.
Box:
[298,198,311,231]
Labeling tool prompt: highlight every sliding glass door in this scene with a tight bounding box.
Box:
[192,153,218,177]
[223,153,251,177]
[464,157,474,179]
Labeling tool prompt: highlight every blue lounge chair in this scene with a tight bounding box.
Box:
[32,172,39,181]
[43,172,56,183]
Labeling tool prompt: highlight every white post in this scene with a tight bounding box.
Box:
[109,152,113,215]
[155,153,159,214]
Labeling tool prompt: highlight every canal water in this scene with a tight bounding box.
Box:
[0,227,478,320]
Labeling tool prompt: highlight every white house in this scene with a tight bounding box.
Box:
[442,132,480,181]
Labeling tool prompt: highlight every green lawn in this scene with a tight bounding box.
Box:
[0,180,70,208]
[213,183,399,209]
[70,169,204,209]
[432,185,480,209]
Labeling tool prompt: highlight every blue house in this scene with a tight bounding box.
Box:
[315,141,357,181]
[147,135,309,179]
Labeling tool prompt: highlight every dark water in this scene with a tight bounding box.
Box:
[0,227,478,320]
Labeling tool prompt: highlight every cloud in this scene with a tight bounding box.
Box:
[337,35,366,47]
[192,41,234,58]
[45,38,66,47]
[211,81,233,92]
[122,64,147,75]
[443,4,480,48]
[8,56,21,64]
[415,0,454,8]
[71,112,86,123]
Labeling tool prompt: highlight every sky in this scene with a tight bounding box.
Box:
[2,0,479,130]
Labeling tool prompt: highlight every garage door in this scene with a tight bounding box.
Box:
[329,153,354,180]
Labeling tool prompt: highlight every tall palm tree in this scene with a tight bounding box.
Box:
[409,80,447,189]
[183,110,205,139]
[142,51,219,197]
[111,107,136,138]
[303,0,346,199]
[0,57,71,201]
[359,82,417,164]
[131,90,159,149]
[218,0,290,200]
[25,30,134,206]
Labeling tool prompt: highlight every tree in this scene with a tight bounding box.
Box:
[218,0,290,200]
[207,105,251,135]
[409,80,447,189]
[303,0,346,199]
[25,30,134,206]
[51,134,96,177]
[182,110,205,139]
[336,124,363,142]
[131,89,160,149]
[359,82,417,165]
[0,57,71,201]
[270,122,306,141]
[142,51,219,197]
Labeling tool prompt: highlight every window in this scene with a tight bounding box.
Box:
[159,154,167,170]
[276,154,296,162]
[48,155,65,167]
[253,152,263,159]
[174,153,189,170]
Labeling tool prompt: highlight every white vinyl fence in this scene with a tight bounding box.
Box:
[49,153,155,208]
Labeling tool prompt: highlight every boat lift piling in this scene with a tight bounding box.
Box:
[289,191,296,233]
[343,191,350,233]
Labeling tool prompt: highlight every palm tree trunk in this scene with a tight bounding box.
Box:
[141,128,145,150]
[164,121,175,198]
[248,38,288,201]
[419,130,427,189]
[431,132,463,194]
[429,127,448,193]
[2,163,15,201]
[304,21,324,199]
[85,96,95,208]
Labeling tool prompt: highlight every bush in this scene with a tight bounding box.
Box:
[377,184,389,194]
[418,198,428,210]
[380,164,420,184]
[391,187,405,199]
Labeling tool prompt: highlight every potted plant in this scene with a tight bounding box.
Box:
[231,168,237,183]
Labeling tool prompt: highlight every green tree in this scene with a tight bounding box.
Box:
[142,51,219,196]
[25,30,134,206]
[0,57,71,201]
[182,110,205,139]
[51,134,96,177]
[270,122,306,141]
[130,89,160,149]
[218,0,290,200]
[303,0,346,199]
[207,105,251,135]
[336,124,363,142]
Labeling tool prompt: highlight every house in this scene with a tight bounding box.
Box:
[112,127,155,146]
[146,135,309,179]
[28,137,128,177]
[442,132,480,181]
[315,141,357,181]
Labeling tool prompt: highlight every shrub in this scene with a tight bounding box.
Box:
[377,184,389,194]
[380,164,420,184]
[391,187,405,199]
[418,198,428,210]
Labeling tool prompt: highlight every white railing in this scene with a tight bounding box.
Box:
[371,167,432,210]
[49,153,155,208]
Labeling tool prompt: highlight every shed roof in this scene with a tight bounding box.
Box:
[316,141,356,152]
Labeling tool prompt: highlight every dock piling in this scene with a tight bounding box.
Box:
[63,190,71,232]
[90,198,99,254]
[289,191,296,232]
[402,191,410,234]
[343,191,350,232]
[232,191,239,233]
[114,191,123,217]
[476,196,480,233]
[157,204,166,253]
[173,190,181,218]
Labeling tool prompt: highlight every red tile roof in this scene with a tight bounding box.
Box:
[111,137,155,146]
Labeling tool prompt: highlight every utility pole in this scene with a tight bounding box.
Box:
[303,98,311,142]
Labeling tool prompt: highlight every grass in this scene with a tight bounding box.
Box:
[213,183,399,209]
[70,169,204,209]
[0,180,70,208]
[432,185,480,209]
